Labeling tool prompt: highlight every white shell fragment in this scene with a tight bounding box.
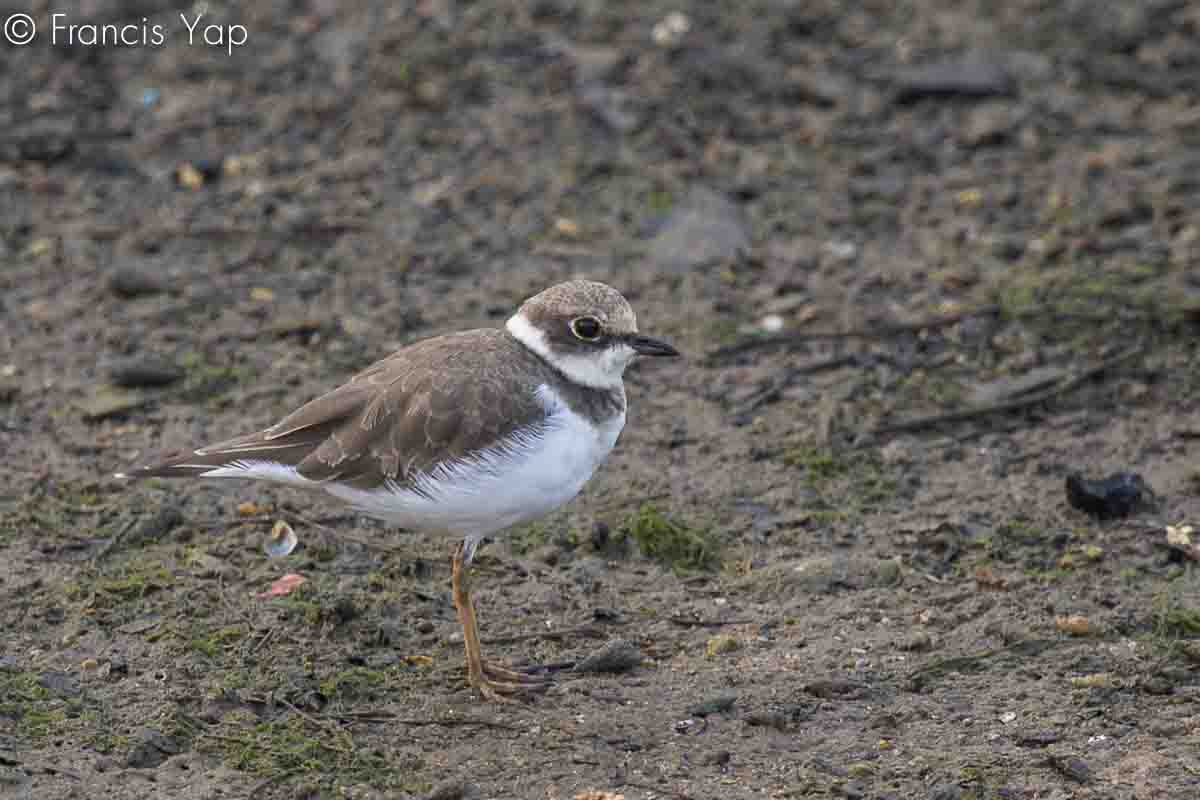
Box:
[264,519,298,558]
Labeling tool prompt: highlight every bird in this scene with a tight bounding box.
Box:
[116,280,680,700]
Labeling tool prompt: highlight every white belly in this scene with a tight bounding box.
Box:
[325,383,624,536]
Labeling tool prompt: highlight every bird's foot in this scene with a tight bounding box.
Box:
[468,661,550,702]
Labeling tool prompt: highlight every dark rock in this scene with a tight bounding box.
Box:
[804,678,869,699]
[1047,754,1092,783]
[1016,730,1062,747]
[701,749,732,766]
[1066,472,1155,519]
[929,784,961,800]
[589,520,610,550]
[126,727,181,769]
[332,597,360,625]
[376,621,407,647]
[425,779,477,800]
[5,128,75,164]
[573,638,641,674]
[743,710,789,731]
[191,158,224,181]
[894,57,1016,103]
[688,694,737,717]
[898,631,933,652]
[109,269,165,298]
[37,671,80,696]
[109,357,184,388]
[130,505,185,546]
[1138,675,1174,696]
[648,187,750,272]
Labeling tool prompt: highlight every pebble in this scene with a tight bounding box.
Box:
[425,779,477,800]
[37,670,80,696]
[1065,472,1155,519]
[126,727,181,769]
[76,385,150,422]
[109,268,165,298]
[109,357,184,388]
[688,694,737,717]
[893,57,1016,104]
[649,186,749,273]
[573,638,641,674]
[705,634,740,657]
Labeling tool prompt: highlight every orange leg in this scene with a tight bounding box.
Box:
[450,541,547,700]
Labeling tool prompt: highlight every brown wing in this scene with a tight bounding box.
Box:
[294,331,553,490]
[119,330,553,489]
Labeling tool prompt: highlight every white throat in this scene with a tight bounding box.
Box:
[506,312,635,390]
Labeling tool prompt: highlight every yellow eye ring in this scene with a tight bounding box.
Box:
[571,316,602,341]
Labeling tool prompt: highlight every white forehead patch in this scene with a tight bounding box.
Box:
[506,312,636,390]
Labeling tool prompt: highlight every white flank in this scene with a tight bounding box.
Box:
[327,383,625,537]
[506,312,637,390]
[199,459,315,486]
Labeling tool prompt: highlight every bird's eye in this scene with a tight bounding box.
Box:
[571,316,602,341]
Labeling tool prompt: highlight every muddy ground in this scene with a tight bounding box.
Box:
[3,1,1200,798]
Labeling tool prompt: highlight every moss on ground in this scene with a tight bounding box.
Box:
[200,711,416,790]
[620,503,719,573]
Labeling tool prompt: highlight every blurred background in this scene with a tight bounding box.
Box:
[2,1,1200,798]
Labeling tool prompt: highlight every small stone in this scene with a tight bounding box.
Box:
[175,162,205,189]
[578,85,641,133]
[879,438,914,465]
[236,501,261,516]
[425,779,476,800]
[893,56,1016,104]
[899,631,933,652]
[37,671,80,696]
[705,634,740,657]
[1055,615,1093,636]
[1065,472,1155,519]
[928,784,962,800]
[700,750,731,766]
[126,727,181,769]
[1016,730,1061,748]
[76,385,151,421]
[651,11,690,48]
[1070,673,1113,689]
[743,710,789,731]
[415,619,435,635]
[377,622,406,646]
[648,186,749,273]
[803,678,868,699]
[573,639,641,674]
[688,694,737,717]
[531,544,560,566]
[109,357,184,388]
[1047,754,1091,783]
[961,102,1018,147]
